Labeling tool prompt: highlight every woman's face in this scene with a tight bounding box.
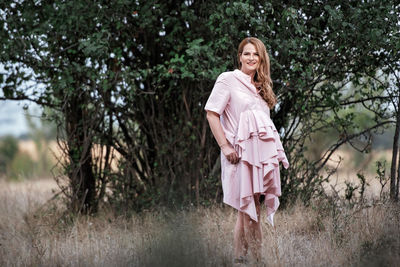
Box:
[239,43,259,76]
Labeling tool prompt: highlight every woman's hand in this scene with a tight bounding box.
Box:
[206,110,240,164]
[221,143,239,164]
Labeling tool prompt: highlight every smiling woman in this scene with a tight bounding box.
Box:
[205,37,289,263]
[239,44,259,74]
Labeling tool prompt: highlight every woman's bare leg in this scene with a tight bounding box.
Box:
[234,211,248,259]
[243,194,262,261]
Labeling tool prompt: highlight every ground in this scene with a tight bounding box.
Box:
[0,177,399,266]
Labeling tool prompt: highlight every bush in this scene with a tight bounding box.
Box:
[0,135,19,175]
[8,151,36,180]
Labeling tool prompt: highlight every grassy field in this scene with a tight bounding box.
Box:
[0,178,399,266]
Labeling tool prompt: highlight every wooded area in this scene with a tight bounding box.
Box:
[0,0,399,214]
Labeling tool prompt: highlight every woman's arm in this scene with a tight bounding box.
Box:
[206,110,239,164]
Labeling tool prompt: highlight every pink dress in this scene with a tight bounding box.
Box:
[205,69,289,226]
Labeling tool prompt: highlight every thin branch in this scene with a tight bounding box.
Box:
[0,96,58,109]
[315,120,394,172]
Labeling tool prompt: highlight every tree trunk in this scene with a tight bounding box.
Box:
[397,146,400,201]
[390,99,400,200]
[65,96,97,214]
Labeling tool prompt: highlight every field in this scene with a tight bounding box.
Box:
[0,176,399,266]
[1,141,399,266]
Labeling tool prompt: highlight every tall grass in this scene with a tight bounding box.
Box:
[0,179,399,266]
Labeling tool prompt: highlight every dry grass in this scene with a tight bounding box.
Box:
[0,179,399,267]
[322,148,392,199]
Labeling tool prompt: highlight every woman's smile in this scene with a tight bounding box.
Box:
[240,43,260,76]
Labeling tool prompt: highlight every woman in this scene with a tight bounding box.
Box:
[205,37,289,263]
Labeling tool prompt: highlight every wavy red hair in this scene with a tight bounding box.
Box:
[237,37,277,109]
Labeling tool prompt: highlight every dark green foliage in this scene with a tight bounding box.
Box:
[0,1,399,213]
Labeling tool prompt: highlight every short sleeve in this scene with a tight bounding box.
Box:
[204,73,231,115]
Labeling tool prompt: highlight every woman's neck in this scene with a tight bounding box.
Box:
[240,69,256,83]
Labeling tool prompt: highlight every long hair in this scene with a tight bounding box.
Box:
[237,37,277,109]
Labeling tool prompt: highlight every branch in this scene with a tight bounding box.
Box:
[315,120,394,172]
[0,96,59,109]
[315,95,389,108]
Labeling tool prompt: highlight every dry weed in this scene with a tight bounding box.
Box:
[0,179,399,267]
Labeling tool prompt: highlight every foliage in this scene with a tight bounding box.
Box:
[0,135,18,175]
[0,0,399,212]
[8,151,35,180]
[24,109,56,177]
[0,116,55,180]
[375,160,390,200]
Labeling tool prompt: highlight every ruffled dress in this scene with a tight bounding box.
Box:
[205,69,289,226]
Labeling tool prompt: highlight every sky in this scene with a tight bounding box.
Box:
[0,60,42,138]
[0,100,39,137]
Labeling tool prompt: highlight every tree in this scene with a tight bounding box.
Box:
[0,0,111,213]
[0,0,398,213]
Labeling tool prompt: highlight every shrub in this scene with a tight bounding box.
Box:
[8,151,36,180]
[0,135,19,175]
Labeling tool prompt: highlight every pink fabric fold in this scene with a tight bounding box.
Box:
[234,109,289,225]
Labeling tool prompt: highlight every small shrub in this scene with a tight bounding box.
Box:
[8,151,36,180]
[0,135,19,174]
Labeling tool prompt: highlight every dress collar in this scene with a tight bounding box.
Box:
[233,69,258,94]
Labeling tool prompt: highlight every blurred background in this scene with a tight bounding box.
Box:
[0,101,57,180]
